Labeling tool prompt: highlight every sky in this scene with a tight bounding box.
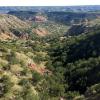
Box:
[0,0,100,6]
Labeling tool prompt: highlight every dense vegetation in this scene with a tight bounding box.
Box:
[46,25,100,99]
[1,10,100,100]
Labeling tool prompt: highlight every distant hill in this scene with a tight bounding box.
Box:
[1,6,100,13]
[8,11,100,25]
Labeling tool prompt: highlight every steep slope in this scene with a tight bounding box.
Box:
[0,14,30,40]
[66,19,100,36]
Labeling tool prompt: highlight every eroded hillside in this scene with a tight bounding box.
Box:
[0,14,30,40]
